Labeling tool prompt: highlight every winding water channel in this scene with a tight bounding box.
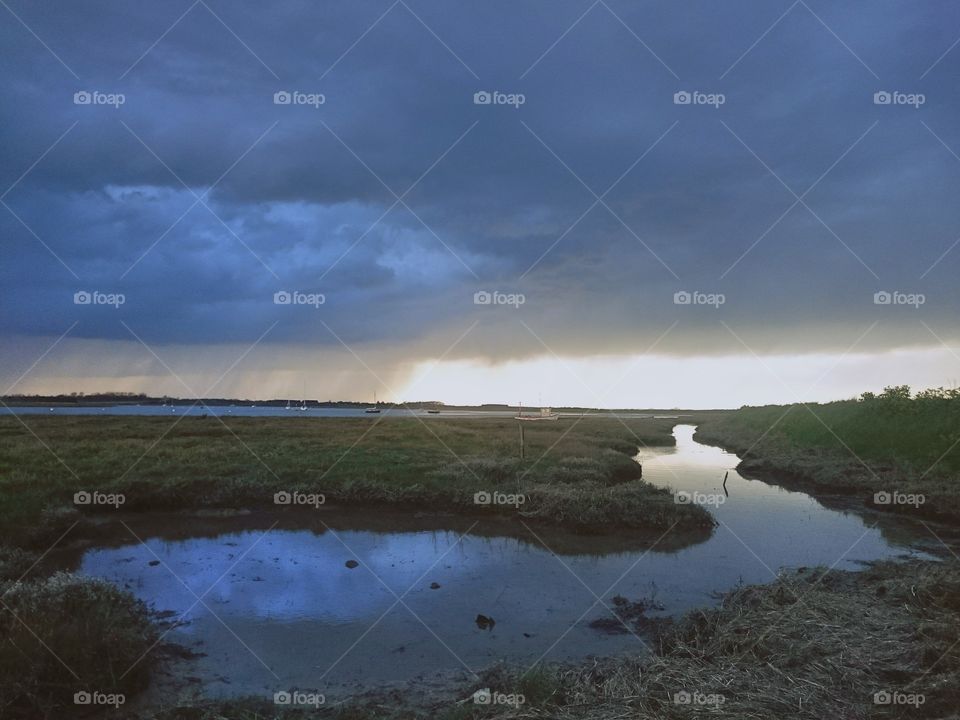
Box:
[66,425,933,700]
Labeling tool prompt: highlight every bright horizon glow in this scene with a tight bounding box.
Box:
[6,338,959,409]
[399,347,960,409]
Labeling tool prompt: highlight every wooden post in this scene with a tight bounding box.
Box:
[519,422,525,461]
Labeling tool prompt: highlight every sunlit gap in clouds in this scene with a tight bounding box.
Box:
[400,347,960,409]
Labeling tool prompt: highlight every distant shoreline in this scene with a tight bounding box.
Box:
[0,394,713,413]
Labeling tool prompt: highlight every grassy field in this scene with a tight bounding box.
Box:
[695,386,960,522]
[0,414,716,546]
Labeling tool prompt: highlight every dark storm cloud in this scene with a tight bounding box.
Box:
[2,0,960,365]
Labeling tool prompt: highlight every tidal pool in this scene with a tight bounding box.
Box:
[70,425,932,700]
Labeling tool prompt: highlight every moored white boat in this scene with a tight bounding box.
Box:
[516,405,559,421]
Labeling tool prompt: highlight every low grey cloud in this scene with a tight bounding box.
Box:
[2,0,960,392]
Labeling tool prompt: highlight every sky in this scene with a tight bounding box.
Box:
[2,0,960,408]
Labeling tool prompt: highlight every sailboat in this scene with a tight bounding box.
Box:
[364,391,381,414]
[285,399,292,410]
[299,382,308,411]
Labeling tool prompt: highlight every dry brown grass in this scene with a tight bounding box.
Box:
[456,560,960,720]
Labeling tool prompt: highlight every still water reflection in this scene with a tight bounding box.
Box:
[74,425,929,698]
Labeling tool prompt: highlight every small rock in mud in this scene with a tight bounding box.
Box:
[430,582,441,589]
[475,614,495,630]
[345,559,359,569]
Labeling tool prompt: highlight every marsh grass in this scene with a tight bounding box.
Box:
[0,573,158,718]
[0,415,714,544]
[696,386,960,521]
[534,559,960,719]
